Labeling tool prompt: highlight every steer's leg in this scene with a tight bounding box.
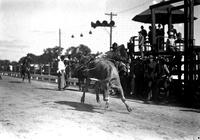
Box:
[81,78,90,103]
[81,78,87,103]
[27,71,31,83]
[105,101,109,109]
[81,91,85,103]
[94,81,101,103]
[103,82,110,109]
[119,86,132,112]
[111,84,132,112]
[22,74,25,82]
[96,91,100,103]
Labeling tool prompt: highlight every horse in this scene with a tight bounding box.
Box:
[81,58,132,112]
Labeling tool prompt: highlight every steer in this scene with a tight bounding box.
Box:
[81,58,132,112]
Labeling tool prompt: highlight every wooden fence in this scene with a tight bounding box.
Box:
[0,72,80,86]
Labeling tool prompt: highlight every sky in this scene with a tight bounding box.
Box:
[0,0,200,61]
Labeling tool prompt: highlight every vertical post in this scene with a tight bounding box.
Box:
[40,65,42,75]
[59,28,61,47]
[34,64,36,75]
[184,0,189,96]
[151,8,156,54]
[168,8,172,37]
[110,12,113,51]
[105,12,117,50]
[189,0,194,82]
[184,0,195,103]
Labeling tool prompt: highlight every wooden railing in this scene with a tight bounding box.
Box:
[0,71,80,86]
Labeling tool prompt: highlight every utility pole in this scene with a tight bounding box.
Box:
[59,28,61,47]
[105,12,117,50]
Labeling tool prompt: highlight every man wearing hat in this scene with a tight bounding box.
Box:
[140,25,147,41]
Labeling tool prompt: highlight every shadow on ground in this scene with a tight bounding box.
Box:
[9,81,23,84]
[36,87,60,91]
[180,109,200,113]
[54,101,103,114]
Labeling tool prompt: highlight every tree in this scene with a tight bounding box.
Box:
[78,44,91,56]
[0,60,10,71]
[43,46,64,62]
[65,44,91,61]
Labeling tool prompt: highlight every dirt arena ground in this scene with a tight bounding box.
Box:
[0,76,200,140]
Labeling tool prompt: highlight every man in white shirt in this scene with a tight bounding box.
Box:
[57,56,66,90]
[166,32,177,53]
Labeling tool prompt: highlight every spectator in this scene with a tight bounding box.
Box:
[168,25,177,39]
[154,57,171,99]
[175,32,184,43]
[144,55,157,101]
[156,24,164,51]
[148,26,153,48]
[133,57,145,97]
[140,25,147,41]
[166,32,177,53]
[175,32,184,51]
[63,57,70,89]
[138,31,144,58]
[57,55,66,91]
[127,36,137,57]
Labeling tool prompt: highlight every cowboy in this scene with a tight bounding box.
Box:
[111,42,118,51]
[21,55,31,83]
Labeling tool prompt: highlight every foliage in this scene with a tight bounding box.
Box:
[41,46,64,64]
[0,60,10,65]
[65,44,91,62]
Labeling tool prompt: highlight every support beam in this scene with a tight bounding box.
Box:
[59,28,61,47]
[184,0,189,85]
[151,8,156,54]
[188,0,194,82]
[105,12,117,50]
[168,8,172,37]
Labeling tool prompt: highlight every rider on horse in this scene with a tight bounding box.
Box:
[21,55,31,83]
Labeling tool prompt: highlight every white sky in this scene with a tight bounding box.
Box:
[0,0,200,61]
